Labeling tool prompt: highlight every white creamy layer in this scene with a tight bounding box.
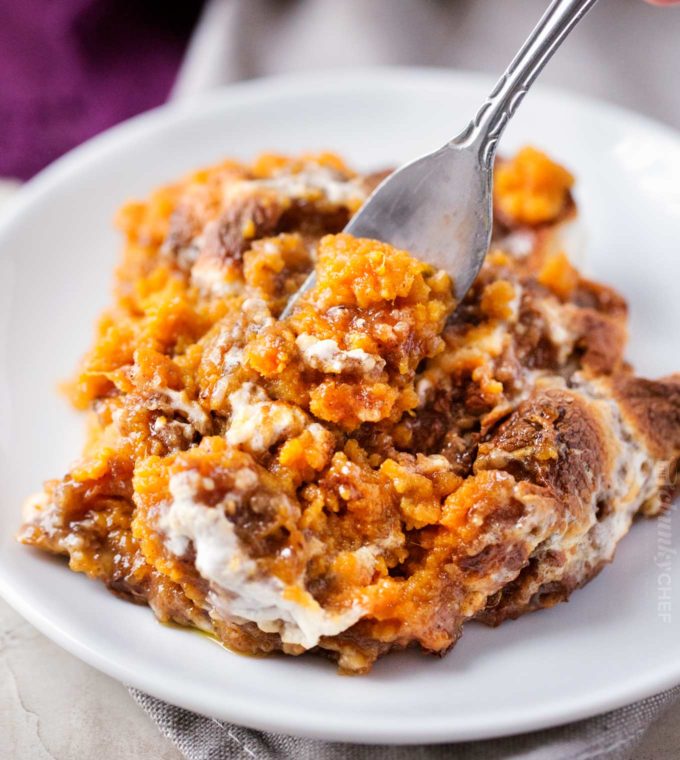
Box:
[160,471,363,649]
[296,333,385,375]
[497,217,585,269]
[22,491,60,536]
[162,389,211,432]
[225,383,307,453]
[240,166,366,206]
[191,249,243,297]
[533,297,576,365]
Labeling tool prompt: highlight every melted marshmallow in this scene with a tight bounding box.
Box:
[160,472,363,648]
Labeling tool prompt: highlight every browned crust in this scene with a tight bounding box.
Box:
[477,556,609,626]
[569,303,628,375]
[613,374,680,460]
[476,387,613,509]
[475,377,680,626]
[202,193,285,267]
[473,387,617,626]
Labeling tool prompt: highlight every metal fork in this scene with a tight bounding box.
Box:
[281,0,600,317]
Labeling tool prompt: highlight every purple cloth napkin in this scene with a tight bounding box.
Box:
[0,0,203,180]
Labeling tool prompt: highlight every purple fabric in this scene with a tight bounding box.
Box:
[0,0,203,180]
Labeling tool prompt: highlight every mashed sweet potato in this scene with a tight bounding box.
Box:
[19,149,680,673]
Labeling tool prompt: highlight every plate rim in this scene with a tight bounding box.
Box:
[0,66,679,744]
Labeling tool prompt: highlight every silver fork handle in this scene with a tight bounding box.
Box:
[281,0,599,321]
[454,0,600,166]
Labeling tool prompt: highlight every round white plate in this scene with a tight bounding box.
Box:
[0,69,678,745]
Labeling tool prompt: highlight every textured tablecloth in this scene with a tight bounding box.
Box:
[130,686,680,760]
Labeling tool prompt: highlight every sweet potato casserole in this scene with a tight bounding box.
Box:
[20,148,680,673]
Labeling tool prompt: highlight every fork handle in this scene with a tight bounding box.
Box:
[454,0,600,166]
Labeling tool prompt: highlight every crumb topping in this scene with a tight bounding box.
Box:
[19,149,680,674]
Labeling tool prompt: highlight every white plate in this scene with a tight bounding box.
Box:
[0,69,679,745]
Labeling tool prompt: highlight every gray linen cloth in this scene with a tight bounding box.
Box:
[130,686,680,760]
[132,1,680,757]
